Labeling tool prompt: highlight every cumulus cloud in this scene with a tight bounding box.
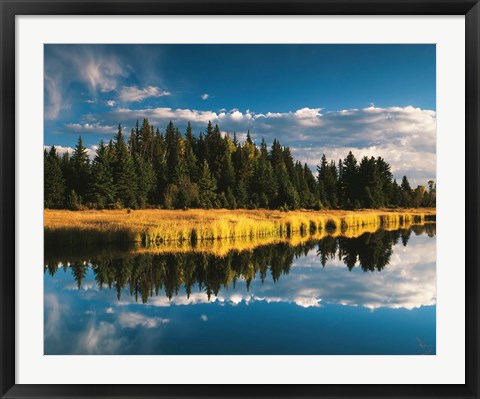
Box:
[201,93,210,100]
[44,145,97,160]
[106,100,116,107]
[63,104,435,185]
[119,86,171,102]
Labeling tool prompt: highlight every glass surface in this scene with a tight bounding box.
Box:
[44,224,436,355]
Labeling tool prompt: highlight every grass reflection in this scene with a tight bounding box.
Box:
[45,224,435,304]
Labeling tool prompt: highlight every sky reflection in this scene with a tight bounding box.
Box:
[44,227,436,355]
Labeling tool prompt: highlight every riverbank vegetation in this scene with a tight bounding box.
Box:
[45,119,436,211]
[44,208,436,250]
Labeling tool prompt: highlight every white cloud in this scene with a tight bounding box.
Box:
[115,107,219,125]
[44,145,97,160]
[44,74,64,120]
[77,320,123,355]
[255,234,436,311]
[121,233,435,311]
[293,107,323,127]
[85,98,96,104]
[200,314,208,321]
[44,145,73,156]
[201,93,210,100]
[44,294,63,340]
[106,100,116,107]
[64,122,116,134]
[79,52,127,93]
[44,46,129,119]
[117,312,170,329]
[119,86,171,102]
[69,104,435,185]
[105,307,114,314]
[230,110,244,121]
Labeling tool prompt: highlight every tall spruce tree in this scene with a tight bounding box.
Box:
[198,160,218,209]
[44,146,66,208]
[340,152,359,209]
[134,152,155,208]
[90,140,115,208]
[45,120,427,211]
[70,136,90,202]
[113,125,137,208]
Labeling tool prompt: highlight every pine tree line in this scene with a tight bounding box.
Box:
[44,119,436,210]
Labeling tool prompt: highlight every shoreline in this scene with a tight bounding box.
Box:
[44,208,436,249]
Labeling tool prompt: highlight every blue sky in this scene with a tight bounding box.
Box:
[45,44,436,185]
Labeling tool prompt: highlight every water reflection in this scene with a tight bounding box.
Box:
[44,224,436,355]
[45,224,436,305]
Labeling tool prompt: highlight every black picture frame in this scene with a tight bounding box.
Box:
[1,1,478,398]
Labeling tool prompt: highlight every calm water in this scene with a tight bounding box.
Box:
[44,225,436,355]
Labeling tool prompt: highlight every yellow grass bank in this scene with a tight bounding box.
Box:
[44,208,436,248]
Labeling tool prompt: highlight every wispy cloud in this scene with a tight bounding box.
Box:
[77,320,123,355]
[44,294,63,340]
[44,74,64,120]
[44,45,129,119]
[119,86,171,102]
[79,51,127,93]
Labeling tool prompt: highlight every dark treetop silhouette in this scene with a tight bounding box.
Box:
[45,120,436,211]
[44,224,436,304]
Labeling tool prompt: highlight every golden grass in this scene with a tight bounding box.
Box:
[44,208,436,255]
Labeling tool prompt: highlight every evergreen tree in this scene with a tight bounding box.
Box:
[317,154,337,208]
[70,136,90,201]
[151,129,168,204]
[89,140,115,208]
[165,121,181,180]
[44,146,66,208]
[139,118,153,161]
[113,125,137,208]
[44,120,428,211]
[251,155,277,208]
[184,122,200,182]
[401,176,413,207]
[198,160,218,209]
[376,157,394,206]
[358,156,383,208]
[134,153,155,208]
[340,152,359,208]
[303,163,319,208]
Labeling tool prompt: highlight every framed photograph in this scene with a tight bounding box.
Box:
[1,1,478,398]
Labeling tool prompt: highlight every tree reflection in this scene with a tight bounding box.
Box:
[45,226,435,303]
